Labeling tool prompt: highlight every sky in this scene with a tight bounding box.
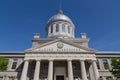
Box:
[0,0,120,51]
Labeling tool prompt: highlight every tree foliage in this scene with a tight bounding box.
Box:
[0,56,8,71]
[111,57,120,79]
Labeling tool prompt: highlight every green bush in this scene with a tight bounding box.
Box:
[0,56,8,71]
[111,57,120,79]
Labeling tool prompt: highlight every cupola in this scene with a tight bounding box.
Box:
[46,10,75,38]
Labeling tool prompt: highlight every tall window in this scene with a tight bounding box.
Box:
[106,76,112,80]
[68,26,70,33]
[51,25,53,33]
[62,24,65,32]
[56,24,59,32]
[103,59,109,69]
[96,59,100,69]
[43,63,48,70]
[72,63,78,70]
[12,58,18,69]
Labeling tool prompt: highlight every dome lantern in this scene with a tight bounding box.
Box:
[46,10,75,38]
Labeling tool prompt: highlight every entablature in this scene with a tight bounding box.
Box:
[24,53,96,61]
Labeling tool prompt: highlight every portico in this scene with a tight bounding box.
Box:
[20,52,99,80]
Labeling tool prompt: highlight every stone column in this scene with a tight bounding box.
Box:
[48,60,53,80]
[80,60,88,80]
[92,60,99,80]
[33,60,41,80]
[20,60,29,80]
[68,60,73,80]
[107,59,112,70]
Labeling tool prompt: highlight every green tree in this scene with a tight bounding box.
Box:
[111,57,120,79]
[0,56,8,71]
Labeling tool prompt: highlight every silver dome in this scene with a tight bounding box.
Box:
[48,10,73,24]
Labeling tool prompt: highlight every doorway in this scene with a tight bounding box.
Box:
[56,75,64,80]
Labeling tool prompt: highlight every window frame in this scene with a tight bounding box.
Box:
[11,58,18,69]
[56,24,59,32]
[62,24,65,32]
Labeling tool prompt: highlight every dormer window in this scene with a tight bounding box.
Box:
[62,24,65,32]
[56,24,59,32]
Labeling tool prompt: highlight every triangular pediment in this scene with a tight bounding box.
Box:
[25,39,94,52]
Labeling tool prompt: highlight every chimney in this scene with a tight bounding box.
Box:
[34,33,40,38]
[81,33,87,38]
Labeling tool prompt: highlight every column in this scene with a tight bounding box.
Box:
[48,60,53,80]
[68,60,73,80]
[107,59,112,70]
[33,60,41,80]
[20,60,29,80]
[53,24,56,33]
[80,60,88,80]
[92,60,99,80]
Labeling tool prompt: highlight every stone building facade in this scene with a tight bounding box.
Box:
[0,10,120,80]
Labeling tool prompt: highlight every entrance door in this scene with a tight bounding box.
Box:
[56,76,64,80]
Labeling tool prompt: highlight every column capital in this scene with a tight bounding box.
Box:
[36,60,41,61]
[67,59,72,61]
[48,59,54,61]
[80,59,85,62]
[24,60,30,62]
[87,60,95,63]
[24,59,30,62]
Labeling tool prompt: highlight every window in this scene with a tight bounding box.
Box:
[11,58,18,69]
[103,59,109,69]
[96,59,100,69]
[68,27,70,33]
[72,63,77,70]
[106,76,113,80]
[51,25,53,33]
[62,24,65,32]
[56,24,59,32]
[9,77,15,80]
[43,63,48,70]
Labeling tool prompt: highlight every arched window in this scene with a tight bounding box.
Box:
[51,25,53,33]
[62,24,65,32]
[56,24,59,32]
[68,26,70,33]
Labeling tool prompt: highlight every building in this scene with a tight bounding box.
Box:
[0,10,120,80]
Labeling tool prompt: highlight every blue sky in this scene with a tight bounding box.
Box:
[0,0,120,51]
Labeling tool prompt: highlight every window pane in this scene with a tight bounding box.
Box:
[43,63,48,70]
[12,62,17,69]
[56,24,59,32]
[62,24,65,32]
[68,27,70,33]
[51,25,53,33]
[96,59,100,69]
[12,59,18,69]
[103,59,109,69]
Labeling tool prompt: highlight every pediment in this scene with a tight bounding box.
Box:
[25,39,94,52]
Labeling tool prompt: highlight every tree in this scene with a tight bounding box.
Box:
[111,57,120,79]
[0,56,8,71]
